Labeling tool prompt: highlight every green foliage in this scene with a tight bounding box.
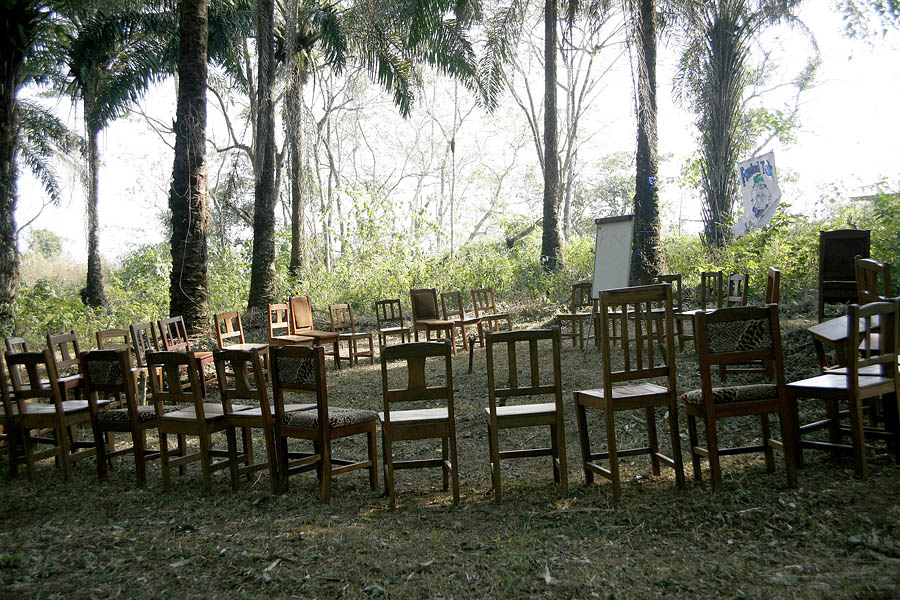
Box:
[27,228,63,259]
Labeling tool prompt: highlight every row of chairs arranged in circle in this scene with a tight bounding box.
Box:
[3,279,897,506]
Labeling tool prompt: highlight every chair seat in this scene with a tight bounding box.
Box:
[338,332,372,340]
[0,403,56,416]
[486,402,557,418]
[282,406,376,428]
[415,319,454,328]
[270,334,314,346]
[681,383,777,405]
[238,403,315,418]
[295,329,339,343]
[377,407,448,425]
[578,382,668,401]
[823,364,889,376]
[787,374,894,393]
[63,399,113,413]
[450,317,481,326]
[97,405,178,423]
[379,326,409,334]
[223,342,269,352]
[161,403,252,422]
[676,308,705,318]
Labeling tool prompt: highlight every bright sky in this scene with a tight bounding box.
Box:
[14,4,900,264]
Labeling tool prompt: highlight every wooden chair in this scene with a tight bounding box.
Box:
[0,360,21,477]
[81,348,162,486]
[680,305,798,490]
[45,330,86,401]
[721,268,782,382]
[146,349,251,491]
[97,327,150,401]
[440,290,482,352]
[485,327,567,503]
[654,275,689,350]
[675,270,724,350]
[4,336,39,389]
[725,273,749,307]
[574,284,685,499]
[272,344,378,501]
[555,281,594,350]
[213,347,315,493]
[471,288,512,334]
[787,300,899,479]
[4,350,109,481]
[213,311,269,380]
[856,257,892,304]
[409,288,456,354]
[267,303,314,347]
[379,340,459,509]
[129,322,160,405]
[819,229,870,322]
[288,296,342,367]
[329,303,375,366]
[765,267,781,304]
[156,316,217,396]
[374,299,410,347]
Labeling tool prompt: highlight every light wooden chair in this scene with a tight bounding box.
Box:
[374,299,410,347]
[156,316,216,396]
[471,288,512,334]
[129,322,160,405]
[267,303,314,347]
[765,267,781,304]
[555,281,594,349]
[213,311,269,380]
[574,284,685,499]
[379,340,459,509]
[855,257,892,304]
[440,290,482,353]
[329,303,375,366]
[288,296,342,367]
[485,327,567,503]
[725,273,749,307]
[675,270,723,350]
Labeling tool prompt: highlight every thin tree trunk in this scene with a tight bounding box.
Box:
[169,0,210,336]
[248,0,277,310]
[541,0,562,272]
[83,115,107,307]
[630,0,660,284]
[286,38,306,277]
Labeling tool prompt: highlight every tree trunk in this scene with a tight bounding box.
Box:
[169,0,210,336]
[83,112,107,307]
[540,0,562,272]
[630,0,660,284]
[248,0,277,309]
[287,63,305,277]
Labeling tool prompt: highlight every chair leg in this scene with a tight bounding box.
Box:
[382,429,396,510]
[848,394,868,479]
[367,423,378,490]
[760,413,775,473]
[177,434,187,476]
[441,437,449,491]
[134,429,147,487]
[604,408,620,499]
[646,406,660,476]
[57,416,74,482]
[553,419,568,497]
[448,430,460,506]
[225,426,240,491]
[242,426,254,479]
[320,437,332,503]
[687,414,701,482]
[263,426,279,494]
[550,424,560,484]
[488,419,502,504]
[574,399,594,485]
[277,435,290,494]
[198,431,213,492]
[704,416,722,491]
[159,432,171,490]
[93,422,108,483]
[668,401,685,489]
[778,406,799,487]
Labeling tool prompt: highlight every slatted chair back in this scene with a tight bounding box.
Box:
[380,341,454,412]
[96,328,132,359]
[157,316,191,352]
[271,344,327,444]
[570,281,594,313]
[329,303,356,334]
[129,322,159,369]
[599,284,676,386]
[486,328,561,406]
[765,267,782,304]
[410,288,441,321]
[46,330,81,377]
[471,289,498,318]
[851,301,898,377]
[145,350,205,415]
[855,257,892,304]
[268,304,292,339]
[0,358,15,454]
[5,350,60,405]
[375,299,405,329]
[4,337,27,354]
[289,295,316,332]
[440,290,470,321]
[697,271,724,310]
[214,311,245,348]
[695,305,782,375]
[725,273,749,307]
[655,274,683,312]
[214,347,269,418]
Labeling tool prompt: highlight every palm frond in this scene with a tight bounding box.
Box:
[479,0,526,111]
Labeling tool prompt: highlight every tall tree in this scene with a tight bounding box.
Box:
[284,0,307,276]
[169,0,211,335]
[541,0,562,271]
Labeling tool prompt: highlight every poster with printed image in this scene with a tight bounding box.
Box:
[731,151,782,237]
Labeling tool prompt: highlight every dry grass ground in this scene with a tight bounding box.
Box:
[1,312,899,599]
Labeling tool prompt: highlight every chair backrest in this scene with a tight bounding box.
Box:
[4,337,27,354]
[129,322,159,369]
[214,311,245,347]
[329,303,356,334]
[655,274,683,312]
[145,350,205,417]
[289,296,315,332]
[820,229,870,283]
[570,281,594,313]
[375,299,405,330]
[80,349,137,417]
[410,288,441,321]
[471,288,499,318]
[214,347,270,419]
[694,305,785,388]
[96,328,132,361]
[725,273,749,307]
[440,290,469,321]
[855,257,892,304]
[46,330,81,377]
[765,267,781,304]
[0,358,15,425]
[485,327,562,415]
[157,316,191,352]
[598,284,677,389]
[4,350,61,407]
[270,344,328,433]
[380,341,453,415]
[698,271,723,310]
[850,300,898,380]
[268,303,291,339]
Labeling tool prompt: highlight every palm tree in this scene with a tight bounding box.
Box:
[541,0,562,271]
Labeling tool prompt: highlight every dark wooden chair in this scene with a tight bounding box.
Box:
[485,327,567,503]
[374,299,410,347]
[288,296,342,367]
[45,330,86,401]
[409,288,456,354]
[819,229,870,322]
[555,281,594,350]
[787,300,899,479]
[97,327,149,401]
[81,348,162,486]
[471,288,512,334]
[272,344,378,501]
[0,360,21,477]
[329,303,375,366]
[4,350,108,481]
[379,340,459,509]
[765,267,781,304]
[267,303,314,347]
[856,257,892,304]
[440,290,482,353]
[213,347,314,493]
[655,275,688,350]
[725,273,749,307]
[146,350,251,491]
[4,336,39,389]
[574,284,685,499]
[675,270,723,350]
[156,316,216,396]
[680,305,798,490]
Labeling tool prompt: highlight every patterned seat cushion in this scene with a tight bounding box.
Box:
[681,383,778,405]
[97,405,178,422]
[85,359,125,387]
[282,406,376,429]
[276,355,316,385]
[707,319,771,353]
